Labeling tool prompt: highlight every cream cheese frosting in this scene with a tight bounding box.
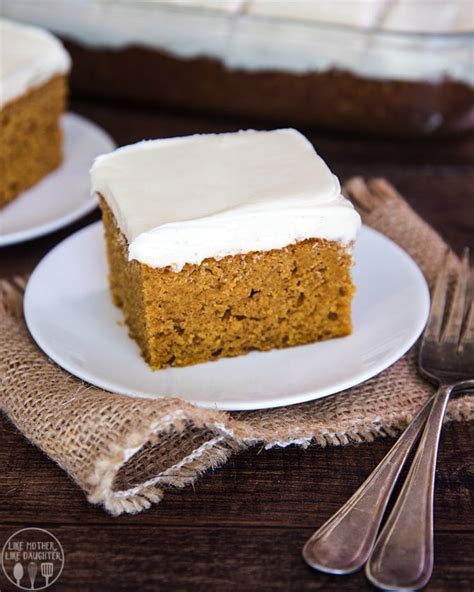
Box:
[91,129,360,271]
[248,0,389,29]
[381,0,474,33]
[0,18,71,109]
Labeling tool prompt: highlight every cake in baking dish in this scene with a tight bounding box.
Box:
[0,19,70,208]
[3,0,472,137]
[91,129,361,369]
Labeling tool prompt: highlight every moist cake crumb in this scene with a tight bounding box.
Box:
[101,199,356,369]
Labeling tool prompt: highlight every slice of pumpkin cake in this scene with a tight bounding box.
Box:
[91,129,360,369]
[0,19,70,208]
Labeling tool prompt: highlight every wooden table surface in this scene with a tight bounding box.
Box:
[1,99,473,592]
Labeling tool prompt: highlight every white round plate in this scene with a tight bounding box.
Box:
[0,113,115,246]
[24,223,429,411]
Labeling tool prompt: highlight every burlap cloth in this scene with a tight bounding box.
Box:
[1,178,473,515]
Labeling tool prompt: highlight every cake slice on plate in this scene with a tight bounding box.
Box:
[91,129,361,369]
[0,19,70,208]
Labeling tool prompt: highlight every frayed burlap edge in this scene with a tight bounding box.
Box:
[1,178,473,516]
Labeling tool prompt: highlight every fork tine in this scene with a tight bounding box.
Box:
[459,268,474,348]
[423,250,450,342]
[441,248,470,345]
[460,301,474,347]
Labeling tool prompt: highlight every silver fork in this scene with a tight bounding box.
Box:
[366,248,473,590]
[303,250,473,587]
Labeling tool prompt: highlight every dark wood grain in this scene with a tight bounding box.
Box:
[1,99,473,591]
[0,524,472,592]
[0,415,472,592]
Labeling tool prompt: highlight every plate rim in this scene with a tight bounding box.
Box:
[0,112,115,247]
[24,221,430,411]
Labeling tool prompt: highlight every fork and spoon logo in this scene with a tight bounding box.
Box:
[1,529,64,590]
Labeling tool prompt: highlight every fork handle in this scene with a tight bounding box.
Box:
[302,397,432,574]
[366,383,453,591]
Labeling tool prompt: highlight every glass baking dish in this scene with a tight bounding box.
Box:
[2,0,473,136]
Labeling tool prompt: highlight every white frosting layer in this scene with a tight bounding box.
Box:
[91,129,360,271]
[172,0,245,12]
[249,0,474,32]
[0,18,71,109]
[249,0,388,28]
[2,1,471,85]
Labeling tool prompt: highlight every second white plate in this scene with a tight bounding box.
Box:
[0,112,115,246]
[24,223,430,410]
